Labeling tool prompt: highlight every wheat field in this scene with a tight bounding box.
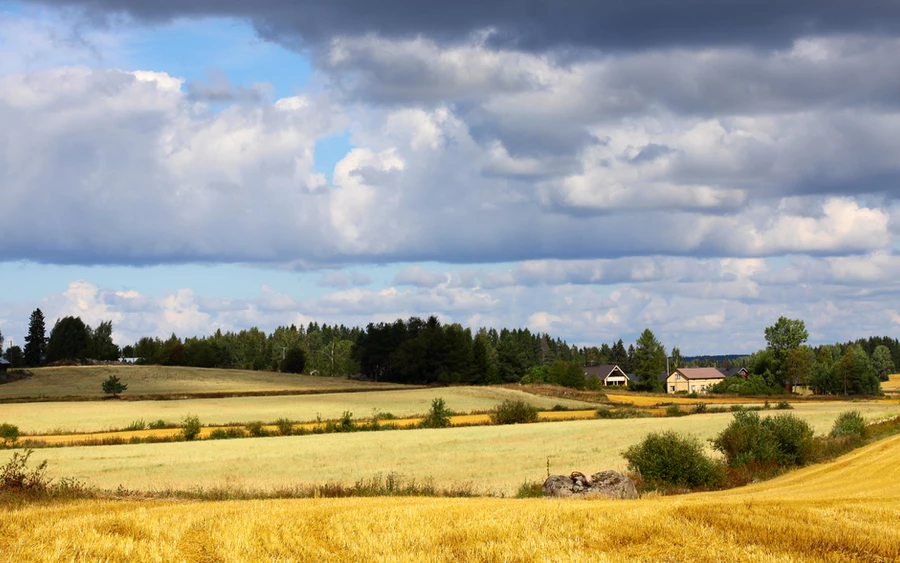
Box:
[0,365,407,399]
[2,433,899,562]
[11,401,900,495]
[1,386,595,434]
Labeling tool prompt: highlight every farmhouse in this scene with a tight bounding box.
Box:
[584,364,629,386]
[665,367,725,394]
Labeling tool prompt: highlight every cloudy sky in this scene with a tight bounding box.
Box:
[1,0,900,353]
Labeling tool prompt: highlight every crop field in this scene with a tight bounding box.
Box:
[0,387,595,434]
[2,432,899,562]
[0,365,408,400]
[11,401,900,495]
[884,373,900,392]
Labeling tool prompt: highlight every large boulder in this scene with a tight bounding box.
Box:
[542,470,638,499]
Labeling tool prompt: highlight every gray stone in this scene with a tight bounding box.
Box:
[542,470,638,499]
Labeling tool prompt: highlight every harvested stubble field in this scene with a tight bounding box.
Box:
[1,387,595,434]
[2,432,899,562]
[11,401,900,495]
[0,365,408,400]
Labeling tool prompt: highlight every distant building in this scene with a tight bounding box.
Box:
[718,367,749,379]
[0,357,10,379]
[665,367,726,394]
[583,364,629,386]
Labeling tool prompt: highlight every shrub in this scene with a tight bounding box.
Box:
[339,411,355,432]
[181,415,202,441]
[124,419,146,431]
[0,423,20,446]
[0,449,50,493]
[419,398,453,429]
[208,428,229,440]
[596,407,649,419]
[516,481,544,498]
[774,401,793,410]
[711,411,814,467]
[830,411,868,439]
[622,431,722,490]
[245,421,268,437]
[692,402,707,414]
[550,404,570,412]
[490,400,539,425]
[101,375,128,397]
[665,404,684,417]
[148,419,168,430]
[275,418,294,436]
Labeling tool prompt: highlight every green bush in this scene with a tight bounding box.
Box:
[692,402,707,414]
[774,401,793,410]
[596,407,649,419]
[209,427,245,440]
[208,428,229,440]
[490,400,539,425]
[622,431,722,490]
[711,411,814,467]
[245,421,268,437]
[830,411,868,439]
[275,418,294,436]
[148,419,168,430]
[419,398,453,429]
[124,419,146,431]
[181,415,202,441]
[101,375,128,397]
[0,423,20,445]
[550,404,570,412]
[665,404,684,417]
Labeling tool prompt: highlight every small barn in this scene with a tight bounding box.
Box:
[584,364,630,386]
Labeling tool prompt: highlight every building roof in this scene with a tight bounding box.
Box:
[583,364,626,379]
[671,367,726,380]
[0,358,9,366]
[718,367,747,378]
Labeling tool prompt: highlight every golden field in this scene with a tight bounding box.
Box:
[884,373,900,392]
[11,401,900,495]
[1,386,595,434]
[2,433,899,562]
[0,365,407,400]
[23,409,600,445]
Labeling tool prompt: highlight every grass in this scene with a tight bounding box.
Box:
[0,386,595,434]
[0,365,409,401]
[9,401,899,496]
[2,434,900,562]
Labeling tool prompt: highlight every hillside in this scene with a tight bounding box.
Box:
[0,365,408,401]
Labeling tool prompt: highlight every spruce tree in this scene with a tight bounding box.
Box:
[23,308,47,367]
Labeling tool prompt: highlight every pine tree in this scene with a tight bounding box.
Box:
[23,308,47,367]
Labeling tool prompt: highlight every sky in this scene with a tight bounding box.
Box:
[2,0,900,354]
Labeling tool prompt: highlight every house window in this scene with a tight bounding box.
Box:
[701,385,706,392]
[670,385,675,392]
[675,374,681,380]
[691,385,696,392]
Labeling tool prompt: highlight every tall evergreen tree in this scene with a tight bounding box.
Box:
[632,328,666,391]
[23,308,47,367]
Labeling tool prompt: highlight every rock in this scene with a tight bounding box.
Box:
[542,470,638,500]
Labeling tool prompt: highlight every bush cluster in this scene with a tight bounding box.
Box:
[419,398,453,429]
[622,431,722,490]
[711,411,814,467]
[830,411,868,439]
[490,400,539,425]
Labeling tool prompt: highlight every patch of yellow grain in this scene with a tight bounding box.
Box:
[883,373,900,392]
[3,435,900,562]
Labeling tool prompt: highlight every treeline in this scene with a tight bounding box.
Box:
[351,317,671,388]
[711,318,892,396]
[127,323,361,375]
[1,310,119,368]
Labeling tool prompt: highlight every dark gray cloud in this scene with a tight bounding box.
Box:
[22,0,900,52]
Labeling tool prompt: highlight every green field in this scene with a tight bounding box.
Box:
[13,401,899,496]
[0,365,405,400]
[0,386,596,434]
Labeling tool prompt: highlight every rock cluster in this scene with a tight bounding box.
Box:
[541,470,638,499]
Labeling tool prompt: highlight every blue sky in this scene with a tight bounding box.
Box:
[2,0,900,352]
